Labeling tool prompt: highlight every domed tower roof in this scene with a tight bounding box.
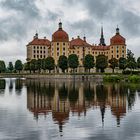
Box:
[110,27,126,45]
[52,22,69,42]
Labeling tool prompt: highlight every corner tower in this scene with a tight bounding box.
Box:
[110,27,126,59]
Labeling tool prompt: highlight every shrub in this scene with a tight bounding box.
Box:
[128,75,140,83]
[103,75,122,82]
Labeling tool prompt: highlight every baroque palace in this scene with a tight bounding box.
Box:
[26,21,126,66]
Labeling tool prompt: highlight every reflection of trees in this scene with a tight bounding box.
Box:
[15,79,23,95]
[84,82,94,102]
[0,79,6,94]
[58,83,68,101]
[68,84,79,104]
[127,84,136,110]
[9,79,13,92]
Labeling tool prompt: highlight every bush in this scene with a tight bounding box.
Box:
[123,70,140,75]
[128,75,140,83]
[103,75,122,82]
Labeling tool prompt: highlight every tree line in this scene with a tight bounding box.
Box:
[0,49,139,74]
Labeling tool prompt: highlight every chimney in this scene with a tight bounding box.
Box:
[77,35,80,38]
[72,37,74,40]
[44,36,46,39]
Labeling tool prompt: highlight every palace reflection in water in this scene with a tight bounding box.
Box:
[26,79,138,132]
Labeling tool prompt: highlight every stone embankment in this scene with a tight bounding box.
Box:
[0,74,103,82]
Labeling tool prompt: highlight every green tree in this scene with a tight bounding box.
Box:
[30,59,38,73]
[8,62,14,72]
[119,57,127,72]
[58,55,68,73]
[127,49,136,72]
[41,58,46,72]
[68,54,79,73]
[96,55,108,73]
[45,57,55,73]
[15,60,23,73]
[37,59,42,73]
[84,54,94,73]
[137,57,140,69]
[24,62,31,73]
[0,60,6,73]
[109,58,118,73]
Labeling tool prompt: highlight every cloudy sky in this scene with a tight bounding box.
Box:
[0,0,140,64]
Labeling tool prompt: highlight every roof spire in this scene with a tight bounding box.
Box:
[99,25,106,46]
[59,19,62,30]
[116,25,120,35]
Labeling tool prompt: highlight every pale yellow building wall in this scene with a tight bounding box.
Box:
[26,45,50,61]
[51,42,69,64]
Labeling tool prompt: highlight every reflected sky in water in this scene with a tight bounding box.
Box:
[0,78,140,140]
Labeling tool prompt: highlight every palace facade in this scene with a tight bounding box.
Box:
[26,22,126,66]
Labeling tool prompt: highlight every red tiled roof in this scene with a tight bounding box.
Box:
[52,29,69,42]
[70,37,91,49]
[92,45,110,50]
[27,38,51,46]
[110,34,125,45]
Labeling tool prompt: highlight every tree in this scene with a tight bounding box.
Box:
[8,62,14,72]
[15,60,23,73]
[68,54,79,73]
[137,57,140,69]
[119,57,127,72]
[84,54,94,73]
[30,59,38,73]
[127,49,136,72]
[24,62,31,73]
[0,60,6,73]
[96,55,108,73]
[45,57,55,73]
[109,58,118,73]
[58,55,68,73]
[37,59,42,73]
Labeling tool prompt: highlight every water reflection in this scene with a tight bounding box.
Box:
[26,80,138,133]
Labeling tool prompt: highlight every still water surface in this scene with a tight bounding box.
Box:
[0,78,140,140]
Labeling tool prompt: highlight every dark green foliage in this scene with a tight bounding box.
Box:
[15,60,23,73]
[127,49,137,71]
[58,55,68,73]
[8,62,14,72]
[84,54,94,72]
[45,57,55,73]
[119,57,127,72]
[0,60,6,73]
[96,55,108,73]
[30,59,38,73]
[109,58,118,73]
[68,54,79,73]
[137,57,140,68]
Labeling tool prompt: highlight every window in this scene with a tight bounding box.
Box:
[40,47,42,49]
[37,50,39,53]
[117,55,119,58]
[117,50,119,53]
[40,55,42,58]
[34,55,35,58]
[37,46,39,49]
[122,50,124,53]
[44,47,45,49]
[44,51,45,53]
[34,46,35,49]
[34,50,36,53]
[44,55,46,58]
[63,43,65,46]
[37,55,39,58]
[57,43,59,46]
[63,47,65,51]
[57,52,59,56]
[63,53,65,55]
[40,51,42,53]
[112,51,113,53]
[57,47,59,51]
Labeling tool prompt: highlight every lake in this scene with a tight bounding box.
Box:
[0,78,140,140]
